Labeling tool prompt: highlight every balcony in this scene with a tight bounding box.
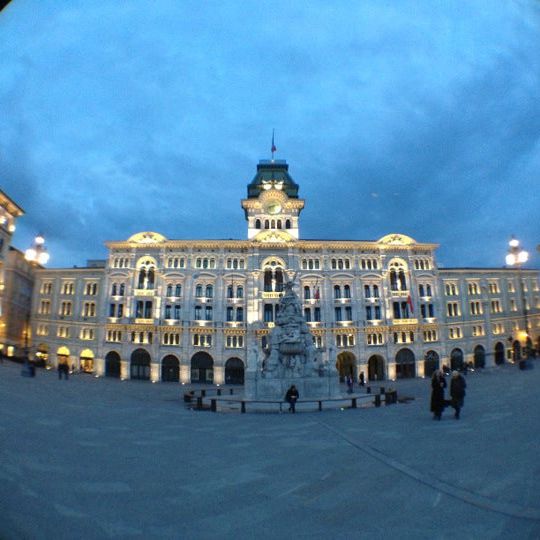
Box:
[262,292,282,299]
[134,318,154,324]
[389,290,410,298]
[133,289,155,297]
[392,318,418,325]
[366,319,383,326]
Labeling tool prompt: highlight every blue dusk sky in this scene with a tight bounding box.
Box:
[0,0,539,269]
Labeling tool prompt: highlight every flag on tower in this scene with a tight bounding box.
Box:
[407,294,414,314]
[271,129,277,156]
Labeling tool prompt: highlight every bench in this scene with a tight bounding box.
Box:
[207,392,391,413]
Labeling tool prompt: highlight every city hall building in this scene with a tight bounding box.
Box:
[28,159,540,384]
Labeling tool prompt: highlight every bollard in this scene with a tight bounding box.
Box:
[211,399,217,412]
[366,386,371,394]
[380,387,385,394]
[352,397,357,408]
[230,388,234,395]
[241,401,246,413]
[217,388,222,396]
[374,394,381,407]
[201,389,206,397]
[196,397,203,410]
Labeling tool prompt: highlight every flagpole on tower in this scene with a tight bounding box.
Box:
[271,129,277,161]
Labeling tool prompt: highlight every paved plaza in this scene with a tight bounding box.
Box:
[1,360,539,540]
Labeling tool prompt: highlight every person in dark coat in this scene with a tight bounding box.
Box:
[450,370,467,419]
[359,371,365,387]
[430,370,446,420]
[285,385,299,413]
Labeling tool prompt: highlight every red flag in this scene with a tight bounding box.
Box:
[314,287,320,300]
[407,294,414,314]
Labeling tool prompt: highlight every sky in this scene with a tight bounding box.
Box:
[0,0,539,269]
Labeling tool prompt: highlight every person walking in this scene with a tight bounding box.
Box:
[359,371,365,387]
[430,369,446,420]
[450,370,467,419]
[285,385,299,413]
[346,374,353,394]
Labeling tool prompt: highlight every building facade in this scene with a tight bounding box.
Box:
[0,190,31,359]
[28,159,540,383]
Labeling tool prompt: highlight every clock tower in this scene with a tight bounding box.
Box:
[241,159,305,242]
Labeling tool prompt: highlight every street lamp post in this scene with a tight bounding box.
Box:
[24,233,50,266]
[21,234,50,377]
[505,236,529,360]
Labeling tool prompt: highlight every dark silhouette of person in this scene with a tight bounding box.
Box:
[359,371,365,387]
[430,369,446,420]
[450,370,467,419]
[285,385,299,413]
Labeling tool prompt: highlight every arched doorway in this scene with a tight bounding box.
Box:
[395,348,415,378]
[161,355,179,382]
[473,345,485,369]
[450,348,464,371]
[80,349,94,373]
[191,352,214,384]
[512,340,522,362]
[494,342,505,365]
[336,352,356,382]
[424,350,439,377]
[105,351,121,378]
[367,355,385,381]
[225,357,245,385]
[130,348,151,380]
[35,343,49,367]
[57,346,70,369]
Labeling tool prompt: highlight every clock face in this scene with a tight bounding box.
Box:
[267,201,282,215]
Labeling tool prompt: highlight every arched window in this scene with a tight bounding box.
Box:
[264,270,273,292]
[195,285,203,297]
[166,284,173,297]
[334,285,341,299]
[390,269,398,291]
[304,286,311,300]
[419,284,425,297]
[364,285,370,298]
[255,219,261,229]
[285,219,291,229]
[111,283,117,296]
[236,307,244,322]
[236,286,243,298]
[275,269,284,292]
[277,221,282,229]
[344,285,351,298]
[399,270,407,291]
[227,285,234,298]
[175,284,182,297]
[373,285,379,298]
[264,220,269,229]
[119,284,125,296]
[205,285,213,298]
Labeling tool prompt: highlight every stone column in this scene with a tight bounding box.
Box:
[151,362,160,383]
[213,365,225,385]
[180,364,190,384]
[120,360,129,380]
[387,362,396,381]
[95,357,105,376]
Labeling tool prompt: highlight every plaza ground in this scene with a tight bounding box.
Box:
[1,360,539,539]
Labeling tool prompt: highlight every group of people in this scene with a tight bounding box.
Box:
[430,369,467,420]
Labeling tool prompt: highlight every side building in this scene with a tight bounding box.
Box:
[0,189,31,359]
[28,159,540,383]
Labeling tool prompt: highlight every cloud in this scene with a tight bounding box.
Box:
[0,0,539,268]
